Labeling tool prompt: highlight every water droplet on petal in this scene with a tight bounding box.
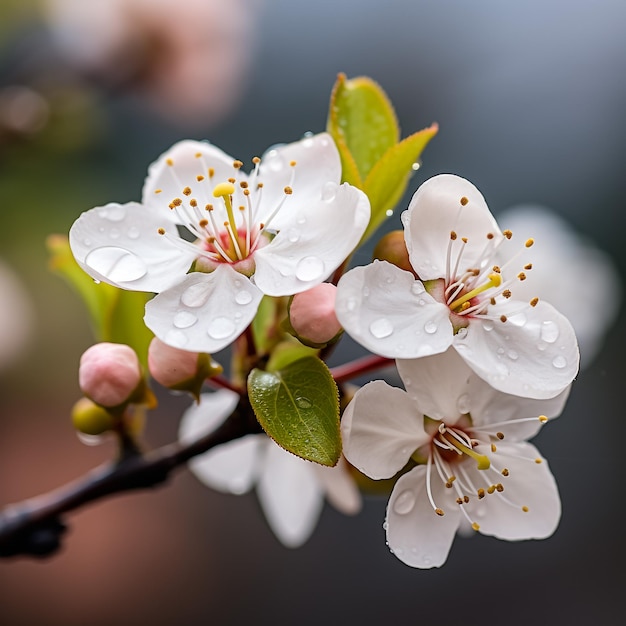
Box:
[296,256,325,281]
[393,490,416,515]
[265,150,284,172]
[424,320,438,334]
[287,228,300,243]
[482,320,494,332]
[411,282,425,295]
[385,209,393,217]
[457,393,471,414]
[127,226,140,239]
[363,286,370,297]
[109,228,120,239]
[207,316,237,340]
[105,205,127,221]
[320,181,338,202]
[302,135,315,148]
[235,290,253,305]
[369,318,394,338]
[83,238,92,247]
[295,397,312,409]
[85,246,147,282]
[346,297,357,312]
[296,216,306,225]
[507,349,519,360]
[181,281,211,308]
[456,327,468,339]
[552,355,567,369]
[540,320,559,343]
[173,311,197,328]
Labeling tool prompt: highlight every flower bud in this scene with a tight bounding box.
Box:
[372,230,414,274]
[79,342,142,408]
[289,283,343,348]
[148,337,222,401]
[71,397,117,436]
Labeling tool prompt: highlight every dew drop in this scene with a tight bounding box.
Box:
[457,393,471,414]
[265,150,284,172]
[302,135,315,148]
[507,349,519,360]
[412,161,422,171]
[207,316,237,340]
[296,216,306,225]
[411,281,425,295]
[393,490,416,515]
[296,397,312,409]
[235,290,253,305]
[83,238,92,247]
[482,320,494,332]
[296,256,325,281]
[424,320,438,334]
[181,282,211,308]
[320,181,338,202]
[540,320,559,343]
[286,228,300,243]
[369,318,393,339]
[109,228,120,239]
[385,209,393,217]
[173,311,198,328]
[84,246,148,282]
[422,555,432,566]
[105,205,127,221]
[456,327,468,339]
[537,342,547,351]
[363,286,370,297]
[127,226,140,239]
[346,297,357,312]
[552,355,567,369]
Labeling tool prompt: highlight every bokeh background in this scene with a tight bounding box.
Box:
[1,1,625,624]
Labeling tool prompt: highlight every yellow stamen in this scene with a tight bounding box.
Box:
[442,433,490,470]
[449,273,502,311]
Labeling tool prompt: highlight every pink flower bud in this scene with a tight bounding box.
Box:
[289,283,342,347]
[148,337,222,401]
[79,342,142,408]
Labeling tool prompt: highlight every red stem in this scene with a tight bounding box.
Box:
[330,354,394,383]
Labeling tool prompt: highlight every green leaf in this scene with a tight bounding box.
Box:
[266,340,319,373]
[248,356,341,466]
[327,73,399,184]
[361,123,439,243]
[47,234,153,367]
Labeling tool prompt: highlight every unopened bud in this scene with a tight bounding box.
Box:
[372,230,413,273]
[289,283,342,348]
[71,397,117,436]
[148,337,222,401]
[79,342,142,408]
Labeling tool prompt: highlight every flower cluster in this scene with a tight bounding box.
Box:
[336,174,580,567]
[68,126,584,566]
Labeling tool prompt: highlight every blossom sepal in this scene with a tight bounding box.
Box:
[247,356,341,466]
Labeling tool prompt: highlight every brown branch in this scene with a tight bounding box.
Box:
[0,395,261,559]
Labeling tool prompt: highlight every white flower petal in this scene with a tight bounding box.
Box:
[498,205,622,369]
[336,260,453,359]
[256,443,324,548]
[458,299,579,399]
[466,442,561,540]
[253,184,370,296]
[255,132,341,228]
[386,466,460,569]
[403,174,503,281]
[469,378,571,441]
[178,389,240,444]
[396,348,473,422]
[142,139,242,216]
[69,202,197,292]
[188,434,263,495]
[144,266,263,353]
[341,380,429,480]
[313,456,362,515]
[178,390,261,495]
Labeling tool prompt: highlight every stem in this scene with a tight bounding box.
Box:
[330,354,394,383]
[0,396,261,559]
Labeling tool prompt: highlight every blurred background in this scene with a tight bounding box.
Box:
[0,0,624,624]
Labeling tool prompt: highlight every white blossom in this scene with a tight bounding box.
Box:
[342,347,569,568]
[336,174,579,399]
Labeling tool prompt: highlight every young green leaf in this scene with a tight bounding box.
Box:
[247,356,341,466]
[327,73,399,184]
